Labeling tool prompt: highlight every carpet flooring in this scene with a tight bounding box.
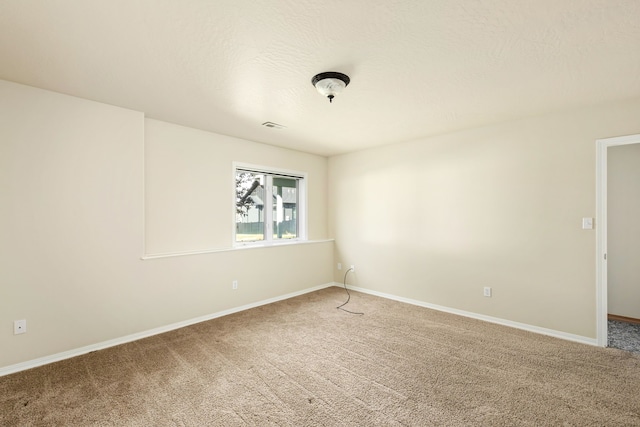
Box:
[609,320,640,354]
[2,287,640,426]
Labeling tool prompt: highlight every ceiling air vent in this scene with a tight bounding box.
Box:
[261,121,286,129]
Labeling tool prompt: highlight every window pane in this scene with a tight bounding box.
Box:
[235,171,264,242]
[272,177,297,240]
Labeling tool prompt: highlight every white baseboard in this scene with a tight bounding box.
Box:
[0,282,335,377]
[334,283,599,347]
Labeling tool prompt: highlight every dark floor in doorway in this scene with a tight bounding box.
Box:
[608,320,640,354]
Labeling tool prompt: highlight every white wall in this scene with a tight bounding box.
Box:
[144,118,328,254]
[0,80,332,370]
[329,99,640,339]
[608,143,640,319]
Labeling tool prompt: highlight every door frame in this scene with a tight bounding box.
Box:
[596,133,640,346]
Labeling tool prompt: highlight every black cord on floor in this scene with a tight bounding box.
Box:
[337,268,364,315]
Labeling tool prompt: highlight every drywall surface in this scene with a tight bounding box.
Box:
[608,143,640,319]
[0,80,332,370]
[144,118,328,254]
[329,99,640,339]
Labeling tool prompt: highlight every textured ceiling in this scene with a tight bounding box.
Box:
[1,0,639,156]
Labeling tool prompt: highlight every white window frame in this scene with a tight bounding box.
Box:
[233,162,307,246]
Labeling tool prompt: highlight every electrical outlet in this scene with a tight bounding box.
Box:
[337,263,342,270]
[232,280,238,290]
[483,287,492,297]
[350,265,355,272]
[14,319,27,335]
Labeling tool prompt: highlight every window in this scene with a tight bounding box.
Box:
[234,164,306,244]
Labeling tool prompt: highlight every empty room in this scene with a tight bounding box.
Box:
[1,1,640,425]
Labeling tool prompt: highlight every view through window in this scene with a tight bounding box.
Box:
[235,167,302,243]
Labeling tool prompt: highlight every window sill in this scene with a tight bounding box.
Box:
[141,239,334,260]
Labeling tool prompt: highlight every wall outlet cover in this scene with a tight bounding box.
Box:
[14,319,27,335]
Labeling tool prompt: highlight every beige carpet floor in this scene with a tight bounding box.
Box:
[1,287,640,426]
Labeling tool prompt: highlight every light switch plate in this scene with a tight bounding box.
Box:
[582,218,593,230]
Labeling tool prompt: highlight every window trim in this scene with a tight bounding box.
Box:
[232,162,307,247]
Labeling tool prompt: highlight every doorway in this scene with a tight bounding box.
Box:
[596,134,640,349]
